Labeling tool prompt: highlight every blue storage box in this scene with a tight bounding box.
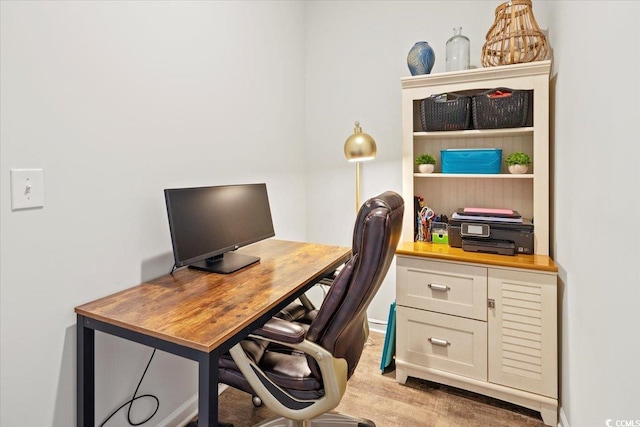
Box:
[441,148,502,174]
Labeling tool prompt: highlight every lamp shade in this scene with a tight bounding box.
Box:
[344,121,377,162]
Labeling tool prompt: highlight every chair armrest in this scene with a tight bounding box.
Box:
[251,317,305,344]
[229,337,347,421]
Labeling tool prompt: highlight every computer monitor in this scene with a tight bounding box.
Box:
[164,183,275,274]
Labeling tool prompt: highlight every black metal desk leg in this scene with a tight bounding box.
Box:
[77,314,95,427]
[198,349,220,427]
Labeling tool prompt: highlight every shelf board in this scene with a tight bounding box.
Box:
[396,241,557,272]
[414,173,533,179]
[414,127,534,139]
[401,60,551,89]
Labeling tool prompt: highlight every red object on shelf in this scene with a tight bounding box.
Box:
[488,89,512,98]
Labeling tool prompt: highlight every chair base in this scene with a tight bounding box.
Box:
[254,412,375,427]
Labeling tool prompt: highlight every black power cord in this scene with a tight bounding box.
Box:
[99,348,160,427]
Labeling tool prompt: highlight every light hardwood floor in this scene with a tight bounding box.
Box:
[215,331,547,427]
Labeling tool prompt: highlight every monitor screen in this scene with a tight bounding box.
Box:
[164,183,275,274]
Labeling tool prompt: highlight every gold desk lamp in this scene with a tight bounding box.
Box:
[344,121,377,214]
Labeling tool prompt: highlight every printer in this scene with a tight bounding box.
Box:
[448,217,534,256]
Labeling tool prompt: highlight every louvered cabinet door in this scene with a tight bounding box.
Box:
[487,268,558,398]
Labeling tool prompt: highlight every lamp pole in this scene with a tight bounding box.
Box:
[355,161,362,215]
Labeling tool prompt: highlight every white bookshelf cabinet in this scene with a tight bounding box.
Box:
[400,60,551,255]
[395,61,558,426]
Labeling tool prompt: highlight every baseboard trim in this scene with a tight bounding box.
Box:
[367,318,387,335]
[155,393,197,427]
[156,384,230,427]
[558,407,570,427]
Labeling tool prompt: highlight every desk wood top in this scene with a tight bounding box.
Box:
[396,241,557,273]
[75,239,351,352]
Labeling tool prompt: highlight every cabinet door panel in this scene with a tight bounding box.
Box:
[397,257,487,321]
[488,268,557,398]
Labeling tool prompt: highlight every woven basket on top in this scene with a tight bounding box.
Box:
[481,0,549,67]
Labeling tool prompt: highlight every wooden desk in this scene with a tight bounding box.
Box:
[75,239,351,427]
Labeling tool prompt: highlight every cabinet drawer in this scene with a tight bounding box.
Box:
[397,306,487,381]
[397,256,487,320]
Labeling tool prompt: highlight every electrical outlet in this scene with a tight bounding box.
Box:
[10,169,44,210]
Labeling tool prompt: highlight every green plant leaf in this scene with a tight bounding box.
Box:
[505,152,531,166]
[415,153,436,164]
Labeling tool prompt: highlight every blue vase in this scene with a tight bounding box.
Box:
[407,41,435,76]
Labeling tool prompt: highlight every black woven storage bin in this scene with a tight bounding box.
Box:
[472,88,530,129]
[420,93,471,131]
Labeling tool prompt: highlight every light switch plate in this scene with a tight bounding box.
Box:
[10,169,44,210]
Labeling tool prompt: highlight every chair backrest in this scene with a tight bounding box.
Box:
[306,191,404,379]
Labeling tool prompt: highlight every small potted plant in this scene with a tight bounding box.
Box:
[505,152,531,174]
[415,153,436,173]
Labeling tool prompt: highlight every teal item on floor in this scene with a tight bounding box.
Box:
[380,301,396,372]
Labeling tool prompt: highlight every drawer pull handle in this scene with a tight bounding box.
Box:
[428,337,450,347]
[428,283,450,292]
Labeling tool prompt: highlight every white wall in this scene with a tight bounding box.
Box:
[543,2,640,426]
[0,1,307,426]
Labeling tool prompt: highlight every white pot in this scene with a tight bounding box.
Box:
[508,164,528,174]
[418,164,435,173]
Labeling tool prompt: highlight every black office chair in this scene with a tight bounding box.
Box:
[242,268,337,408]
[275,269,337,323]
[218,191,404,427]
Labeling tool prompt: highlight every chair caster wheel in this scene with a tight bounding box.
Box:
[252,395,263,407]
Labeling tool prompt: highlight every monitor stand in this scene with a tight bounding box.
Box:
[189,252,260,274]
